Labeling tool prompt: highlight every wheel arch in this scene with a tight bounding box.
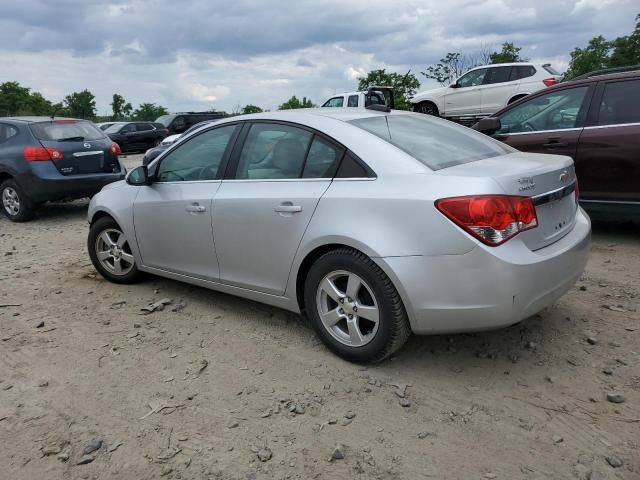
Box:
[508,93,529,105]
[0,171,14,184]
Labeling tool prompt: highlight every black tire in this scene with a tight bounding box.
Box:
[1,179,34,222]
[88,216,142,284]
[415,101,439,116]
[304,248,411,363]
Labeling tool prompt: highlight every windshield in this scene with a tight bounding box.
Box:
[155,114,175,127]
[349,114,513,170]
[30,120,106,142]
[104,123,128,134]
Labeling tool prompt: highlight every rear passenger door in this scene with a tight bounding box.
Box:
[212,122,344,294]
[576,78,640,202]
[136,123,156,148]
[480,66,517,114]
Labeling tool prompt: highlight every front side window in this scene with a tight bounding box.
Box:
[322,97,344,108]
[484,67,512,85]
[349,114,512,171]
[156,125,236,182]
[597,79,640,126]
[457,69,487,88]
[136,123,154,132]
[496,86,589,134]
[347,95,359,107]
[236,124,312,179]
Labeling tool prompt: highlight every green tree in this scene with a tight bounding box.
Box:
[63,89,97,119]
[241,104,263,114]
[357,69,420,110]
[0,81,32,116]
[490,42,527,64]
[278,95,314,110]
[131,102,168,120]
[111,93,133,120]
[27,92,53,116]
[608,14,640,68]
[564,35,612,79]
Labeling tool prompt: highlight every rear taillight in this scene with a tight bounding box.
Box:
[23,146,64,162]
[109,142,122,156]
[435,195,538,246]
[543,78,559,87]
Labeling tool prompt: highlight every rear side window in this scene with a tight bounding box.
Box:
[484,67,512,85]
[30,120,105,141]
[347,95,359,107]
[136,123,154,132]
[597,79,640,126]
[336,151,370,178]
[0,123,18,143]
[510,65,536,80]
[349,115,512,171]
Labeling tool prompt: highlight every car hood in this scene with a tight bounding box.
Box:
[411,86,449,103]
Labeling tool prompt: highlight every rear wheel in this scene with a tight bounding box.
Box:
[1,179,34,222]
[415,101,439,116]
[88,217,141,284]
[304,248,411,363]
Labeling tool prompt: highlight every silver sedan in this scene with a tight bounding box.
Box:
[87,109,590,362]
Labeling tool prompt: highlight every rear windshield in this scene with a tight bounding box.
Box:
[543,64,560,75]
[30,120,106,142]
[348,114,513,170]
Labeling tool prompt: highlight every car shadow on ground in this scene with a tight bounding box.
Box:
[32,200,90,222]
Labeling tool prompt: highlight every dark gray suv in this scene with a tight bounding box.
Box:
[0,117,125,222]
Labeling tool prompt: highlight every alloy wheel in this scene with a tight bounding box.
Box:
[316,270,380,347]
[2,187,20,216]
[94,228,135,276]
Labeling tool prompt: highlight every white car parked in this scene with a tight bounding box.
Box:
[321,89,388,109]
[411,63,562,119]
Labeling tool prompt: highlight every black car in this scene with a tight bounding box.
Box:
[105,122,169,153]
[0,117,125,222]
[155,112,224,135]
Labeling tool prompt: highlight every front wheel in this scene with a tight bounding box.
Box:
[1,179,34,222]
[304,248,411,363]
[414,101,439,116]
[88,216,141,284]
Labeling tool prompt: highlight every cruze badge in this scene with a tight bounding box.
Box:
[518,176,536,192]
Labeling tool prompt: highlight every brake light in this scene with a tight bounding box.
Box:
[435,195,538,246]
[109,142,122,156]
[543,78,559,87]
[23,146,64,162]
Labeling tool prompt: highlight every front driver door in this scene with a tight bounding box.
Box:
[444,68,487,116]
[133,124,239,279]
[493,85,593,158]
[212,122,343,295]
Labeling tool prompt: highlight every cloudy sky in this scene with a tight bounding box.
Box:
[0,0,637,114]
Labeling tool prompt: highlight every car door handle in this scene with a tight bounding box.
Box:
[543,141,569,148]
[186,203,206,213]
[274,203,302,213]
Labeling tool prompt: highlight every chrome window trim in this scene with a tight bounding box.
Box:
[583,122,640,131]
[494,127,582,138]
[221,178,332,183]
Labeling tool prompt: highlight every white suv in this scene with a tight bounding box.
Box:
[411,63,561,119]
[321,90,388,109]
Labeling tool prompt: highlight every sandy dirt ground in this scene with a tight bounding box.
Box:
[1,154,639,480]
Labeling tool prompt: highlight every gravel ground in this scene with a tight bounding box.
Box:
[1,155,638,479]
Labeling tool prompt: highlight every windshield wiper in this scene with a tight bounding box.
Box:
[56,136,85,142]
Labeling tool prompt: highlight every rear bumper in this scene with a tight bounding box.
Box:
[19,161,126,204]
[377,207,591,335]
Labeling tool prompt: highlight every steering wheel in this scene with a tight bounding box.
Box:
[522,122,536,132]
[198,164,218,180]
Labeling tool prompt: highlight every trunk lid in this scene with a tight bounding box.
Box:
[29,120,120,176]
[436,152,579,250]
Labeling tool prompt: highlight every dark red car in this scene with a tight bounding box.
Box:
[473,68,640,221]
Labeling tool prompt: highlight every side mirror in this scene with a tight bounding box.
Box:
[472,117,502,135]
[126,165,150,186]
[449,82,460,89]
